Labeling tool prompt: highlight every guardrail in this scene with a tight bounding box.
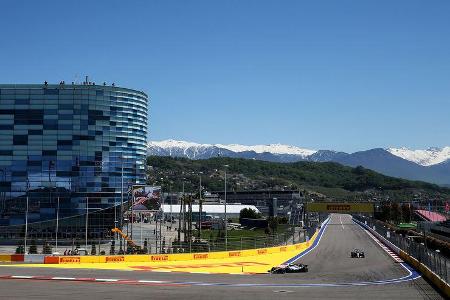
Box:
[353,215,449,284]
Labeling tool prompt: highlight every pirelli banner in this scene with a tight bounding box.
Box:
[307,202,374,213]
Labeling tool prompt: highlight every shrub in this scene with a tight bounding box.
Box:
[43,242,52,254]
[29,240,38,254]
[15,244,25,254]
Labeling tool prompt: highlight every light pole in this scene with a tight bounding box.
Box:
[24,177,30,254]
[178,180,185,243]
[120,157,124,249]
[160,177,165,253]
[140,213,143,248]
[131,185,135,241]
[169,181,173,225]
[55,196,60,252]
[224,165,229,250]
[85,197,89,249]
[24,196,29,254]
[198,172,203,239]
[115,157,127,252]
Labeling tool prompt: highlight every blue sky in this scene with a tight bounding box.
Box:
[0,0,449,152]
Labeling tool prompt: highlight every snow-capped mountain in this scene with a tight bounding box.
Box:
[147,140,222,159]
[216,143,316,157]
[148,140,450,185]
[149,140,450,166]
[148,140,316,160]
[387,147,450,166]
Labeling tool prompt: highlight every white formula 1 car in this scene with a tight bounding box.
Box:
[269,263,309,274]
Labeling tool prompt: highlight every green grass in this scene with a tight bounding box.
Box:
[397,223,417,229]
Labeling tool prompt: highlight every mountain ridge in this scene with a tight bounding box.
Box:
[148,140,450,185]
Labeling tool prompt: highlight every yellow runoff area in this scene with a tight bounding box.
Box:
[2,232,318,275]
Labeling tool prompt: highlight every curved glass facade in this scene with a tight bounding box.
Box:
[0,84,148,228]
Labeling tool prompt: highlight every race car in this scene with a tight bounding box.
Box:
[269,263,308,274]
[350,249,365,258]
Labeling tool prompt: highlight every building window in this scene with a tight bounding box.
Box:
[13,135,28,145]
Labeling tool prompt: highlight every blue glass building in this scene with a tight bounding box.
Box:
[0,83,148,235]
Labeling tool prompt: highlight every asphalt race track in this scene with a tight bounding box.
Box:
[0,214,444,299]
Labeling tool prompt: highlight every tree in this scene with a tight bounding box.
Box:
[391,202,401,224]
[278,216,288,224]
[380,203,391,222]
[268,217,278,232]
[15,243,25,254]
[401,203,411,223]
[239,208,261,221]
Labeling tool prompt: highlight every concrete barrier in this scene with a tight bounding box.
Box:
[0,254,24,262]
[0,255,12,262]
[398,250,450,298]
[24,254,46,263]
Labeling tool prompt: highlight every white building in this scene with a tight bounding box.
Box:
[161,204,260,218]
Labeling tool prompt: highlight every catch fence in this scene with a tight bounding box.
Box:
[354,216,449,284]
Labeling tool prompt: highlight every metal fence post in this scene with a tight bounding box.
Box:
[445,257,448,283]
[433,252,437,274]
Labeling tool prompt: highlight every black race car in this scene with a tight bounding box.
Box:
[269,263,308,274]
[351,249,365,258]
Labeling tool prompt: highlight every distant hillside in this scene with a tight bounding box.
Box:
[148,140,450,185]
[330,148,450,185]
[147,156,450,202]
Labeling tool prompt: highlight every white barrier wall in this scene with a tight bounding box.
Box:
[24,254,46,263]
